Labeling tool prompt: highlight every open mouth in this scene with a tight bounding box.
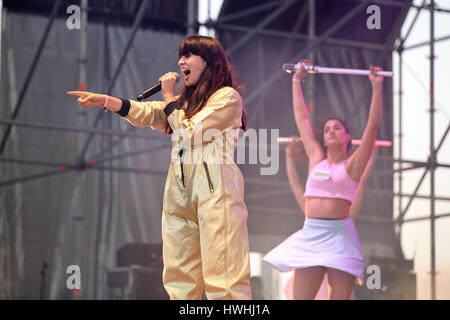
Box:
[182,69,191,81]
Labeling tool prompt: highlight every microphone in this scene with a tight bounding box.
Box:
[136,72,180,101]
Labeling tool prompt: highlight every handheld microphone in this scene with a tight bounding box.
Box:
[137,72,180,101]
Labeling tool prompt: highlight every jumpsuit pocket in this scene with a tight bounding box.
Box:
[179,149,185,188]
[202,161,215,194]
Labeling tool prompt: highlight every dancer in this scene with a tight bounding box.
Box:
[285,139,379,222]
[264,59,384,300]
[283,140,379,299]
[68,35,251,300]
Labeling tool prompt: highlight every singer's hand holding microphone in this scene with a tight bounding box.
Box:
[158,72,180,104]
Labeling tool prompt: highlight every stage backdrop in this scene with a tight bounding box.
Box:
[0,6,185,299]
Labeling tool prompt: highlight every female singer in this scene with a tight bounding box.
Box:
[68,35,251,300]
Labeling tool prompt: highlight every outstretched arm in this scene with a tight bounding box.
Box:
[347,65,384,181]
[67,91,122,111]
[350,147,379,221]
[285,143,306,213]
[292,59,325,172]
[67,90,167,131]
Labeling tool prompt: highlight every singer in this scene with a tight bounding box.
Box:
[67,35,251,300]
[263,59,384,299]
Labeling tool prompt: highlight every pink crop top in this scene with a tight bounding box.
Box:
[303,159,359,204]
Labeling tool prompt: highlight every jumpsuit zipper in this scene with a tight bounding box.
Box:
[179,149,185,188]
[203,161,214,194]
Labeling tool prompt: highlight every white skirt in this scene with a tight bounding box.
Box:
[263,217,364,285]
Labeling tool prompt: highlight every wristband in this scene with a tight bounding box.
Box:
[164,100,181,117]
[116,98,131,117]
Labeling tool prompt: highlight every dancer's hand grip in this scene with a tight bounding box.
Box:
[278,137,392,147]
[282,63,394,77]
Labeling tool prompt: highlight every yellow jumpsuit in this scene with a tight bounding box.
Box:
[121,86,252,300]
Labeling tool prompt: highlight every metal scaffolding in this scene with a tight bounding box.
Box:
[0,0,173,186]
[0,0,449,299]
[392,0,450,300]
[0,0,188,299]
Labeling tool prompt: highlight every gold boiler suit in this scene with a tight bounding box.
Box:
[120,86,252,300]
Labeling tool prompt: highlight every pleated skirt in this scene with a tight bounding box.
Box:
[263,217,364,285]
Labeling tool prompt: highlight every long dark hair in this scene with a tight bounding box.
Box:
[165,35,247,134]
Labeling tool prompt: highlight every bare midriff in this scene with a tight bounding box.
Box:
[305,197,351,219]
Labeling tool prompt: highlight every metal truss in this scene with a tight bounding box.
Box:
[1,0,450,300]
[0,0,62,154]
[0,0,173,188]
[391,0,450,300]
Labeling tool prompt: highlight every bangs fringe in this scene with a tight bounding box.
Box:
[178,38,201,58]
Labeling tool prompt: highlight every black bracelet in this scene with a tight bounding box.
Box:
[164,101,181,117]
[116,98,131,117]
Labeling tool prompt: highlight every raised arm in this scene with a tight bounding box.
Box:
[350,147,379,221]
[347,65,384,181]
[163,86,242,147]
[285,141,306,213]
[156,72,242,147]
[292,60,325,172]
